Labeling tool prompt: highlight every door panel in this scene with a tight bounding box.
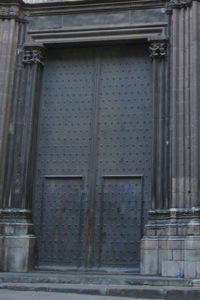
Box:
[33,48,95,268]
[40,176,83,266]
[92,46,153,268]
[33,44,153,270]
[100,176,142,267]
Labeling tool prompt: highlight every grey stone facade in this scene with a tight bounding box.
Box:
[0,0,199,278]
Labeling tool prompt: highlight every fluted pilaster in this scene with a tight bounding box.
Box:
[0,18,19,208]
[0,2,28,209]
[141,1,200,278]
[0,1,36,272]
[149,40,170,210]
[170,1,200,208]
[1,43,46,212]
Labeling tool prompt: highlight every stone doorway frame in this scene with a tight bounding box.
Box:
[0,0,169,272]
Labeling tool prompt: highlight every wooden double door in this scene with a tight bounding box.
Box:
[33,44,153,270]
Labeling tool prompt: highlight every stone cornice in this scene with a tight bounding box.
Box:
[0,4,29,23]
[166,0,193,14]
[24,0,167,16]
[0,0,167,18]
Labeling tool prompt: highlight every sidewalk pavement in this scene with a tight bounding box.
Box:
[1,272,199,300]
[1,290,163,300]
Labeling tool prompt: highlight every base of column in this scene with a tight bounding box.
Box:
[0,209,35,272]
[140,208,200,278]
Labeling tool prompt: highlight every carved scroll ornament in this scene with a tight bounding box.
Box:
[149,43,167,59]
[23,49,45,66]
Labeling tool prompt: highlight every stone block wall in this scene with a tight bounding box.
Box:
[141,237,200,278]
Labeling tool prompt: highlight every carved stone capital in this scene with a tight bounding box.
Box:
[0,5,29,23]
[23,45,46,66]
[166,0,193,15]
[149,43,167,59]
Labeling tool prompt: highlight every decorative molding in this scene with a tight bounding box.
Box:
[0,209,31,220]
[24,1,166,16]
[149,207,200,219]
[0,5,29,23]
[149,43,167,59]
[166,0,193,14]
[23,45,46,66]
[29,26,167,46]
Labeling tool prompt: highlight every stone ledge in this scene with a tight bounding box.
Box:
[0,209,31,221]
[0,223,34,235]
[149,207,200,220]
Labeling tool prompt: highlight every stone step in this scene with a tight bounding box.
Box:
[0,282,200,300]
[193,280,200,287]
[0,272,193,287]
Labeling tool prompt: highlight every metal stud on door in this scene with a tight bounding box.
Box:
[33,44,153,270]
[33,48,95,268]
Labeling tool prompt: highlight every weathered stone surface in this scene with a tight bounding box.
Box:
[162,260,183,277]
[140,247,158,275]
[141,234,200,278]
[172,249,183,261]
[28,15,62,30]
[131,8,167,23]
[184,261,197,279]
[0,235,35,272]
[63,11,129,28]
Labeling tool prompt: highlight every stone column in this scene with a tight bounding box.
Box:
[149,40,169,211]
[167,0,199,210]
[0,1,45,272]
[0,42,46,272]
[0,2,28,209]
[140,39,170,276]
[141,0,200,278]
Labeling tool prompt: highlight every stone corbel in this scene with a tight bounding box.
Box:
[149,40,168,60]
[0,4,29,23]
[23,44,46,66]
[166,0,193,14]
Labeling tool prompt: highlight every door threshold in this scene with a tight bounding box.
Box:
[35,266,140,275]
